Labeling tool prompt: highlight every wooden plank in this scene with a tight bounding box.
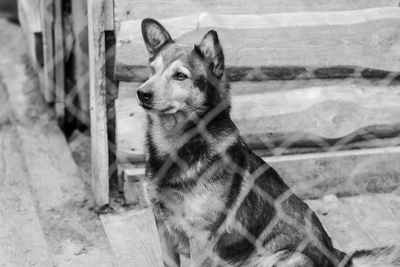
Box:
[123,168,148,206]
[247,126,400,156]
[115,8,400,80]
[17,0,43,70]
[116,81,400,162]
[17,0,42,32]
[340,194,400,246]
[40,0,55,103]
[101,209,164,267]
[306,195,377,252]
[71,0,90,125]
[53,0,65,125]
[378,193,400,221]
[17,122,117,266]
[116,65,400,84]
[118,7,400,35]
[104,0,115,31]
[88,0,110,207]
[0,122,53,266]
[114,0,399,25]
[306,194,400,252]
[119,147,400,200]
[268,147,400,199]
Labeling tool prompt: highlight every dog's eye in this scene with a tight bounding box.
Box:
[173,72,188,81]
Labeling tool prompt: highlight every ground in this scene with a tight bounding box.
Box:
[0,16,399,267]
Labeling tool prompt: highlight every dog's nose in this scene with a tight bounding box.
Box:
[137,90,153,103]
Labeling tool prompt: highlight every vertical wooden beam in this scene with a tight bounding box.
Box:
[71,0,90,126]
[53,0,65,126]
[40,0,55,103]
[88,0,109,207]
[17,0,42,69]
[104,0,115,31]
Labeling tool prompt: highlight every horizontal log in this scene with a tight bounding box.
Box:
[117,79,399,98]
[119,147,400,199]
[116,81,400,163]
[250,125,400,157]
[119,134,400,163]
[114,0,399,26]
[268,147,400,199]
[115,64,400,83]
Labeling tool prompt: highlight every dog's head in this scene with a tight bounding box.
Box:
[137,18,230,116]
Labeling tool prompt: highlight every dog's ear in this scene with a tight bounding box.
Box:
[141,18,172,59]
[195,30,225,78]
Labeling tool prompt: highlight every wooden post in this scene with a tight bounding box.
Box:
[71,0,90,126]
[17,0,42,68]
[88,0,109,207]
[53,0,65,126]
[40,0,55,103]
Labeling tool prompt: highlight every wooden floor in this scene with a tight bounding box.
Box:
[0,17,399,267]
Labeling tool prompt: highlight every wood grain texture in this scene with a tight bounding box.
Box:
[116,65,400,83]
[17,0,42,32]
[103,0,115,31]
[0,128,53,267]
[101,209,164,267]
[114,0,399,25]
[54,0,65,125]
[268,147,400,199]
[306,194,400,252]
[17,0,42,70]
[123,168,148,206]
[119,147,400,200]
[17,122,117,266]
[0,16,116,266]
[116,81,400,163]
[71,0,90,125]
[115,8,400,80]
[307,196,377,252]
[40,0,55,103]
[88,0,110,207]
[340,194,400,246]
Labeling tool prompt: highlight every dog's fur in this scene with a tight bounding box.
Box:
[136,18,400,267]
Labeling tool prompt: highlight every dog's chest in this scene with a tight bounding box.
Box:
[147,181,225,236]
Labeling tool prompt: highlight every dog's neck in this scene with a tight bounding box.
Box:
[146,107,238,158]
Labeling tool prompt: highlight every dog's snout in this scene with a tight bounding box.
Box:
[137,90,153,103]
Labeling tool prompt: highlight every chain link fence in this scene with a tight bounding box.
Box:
[18,1,400,265]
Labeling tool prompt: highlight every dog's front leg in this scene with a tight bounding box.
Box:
[155,219,181,267]
[189,236,219,267]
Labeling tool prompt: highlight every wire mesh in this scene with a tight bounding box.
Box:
[31,2,400,266]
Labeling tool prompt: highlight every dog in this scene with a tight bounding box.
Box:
[136,18,400,267]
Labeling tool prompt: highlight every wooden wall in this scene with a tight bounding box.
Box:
[113,5,400,164]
